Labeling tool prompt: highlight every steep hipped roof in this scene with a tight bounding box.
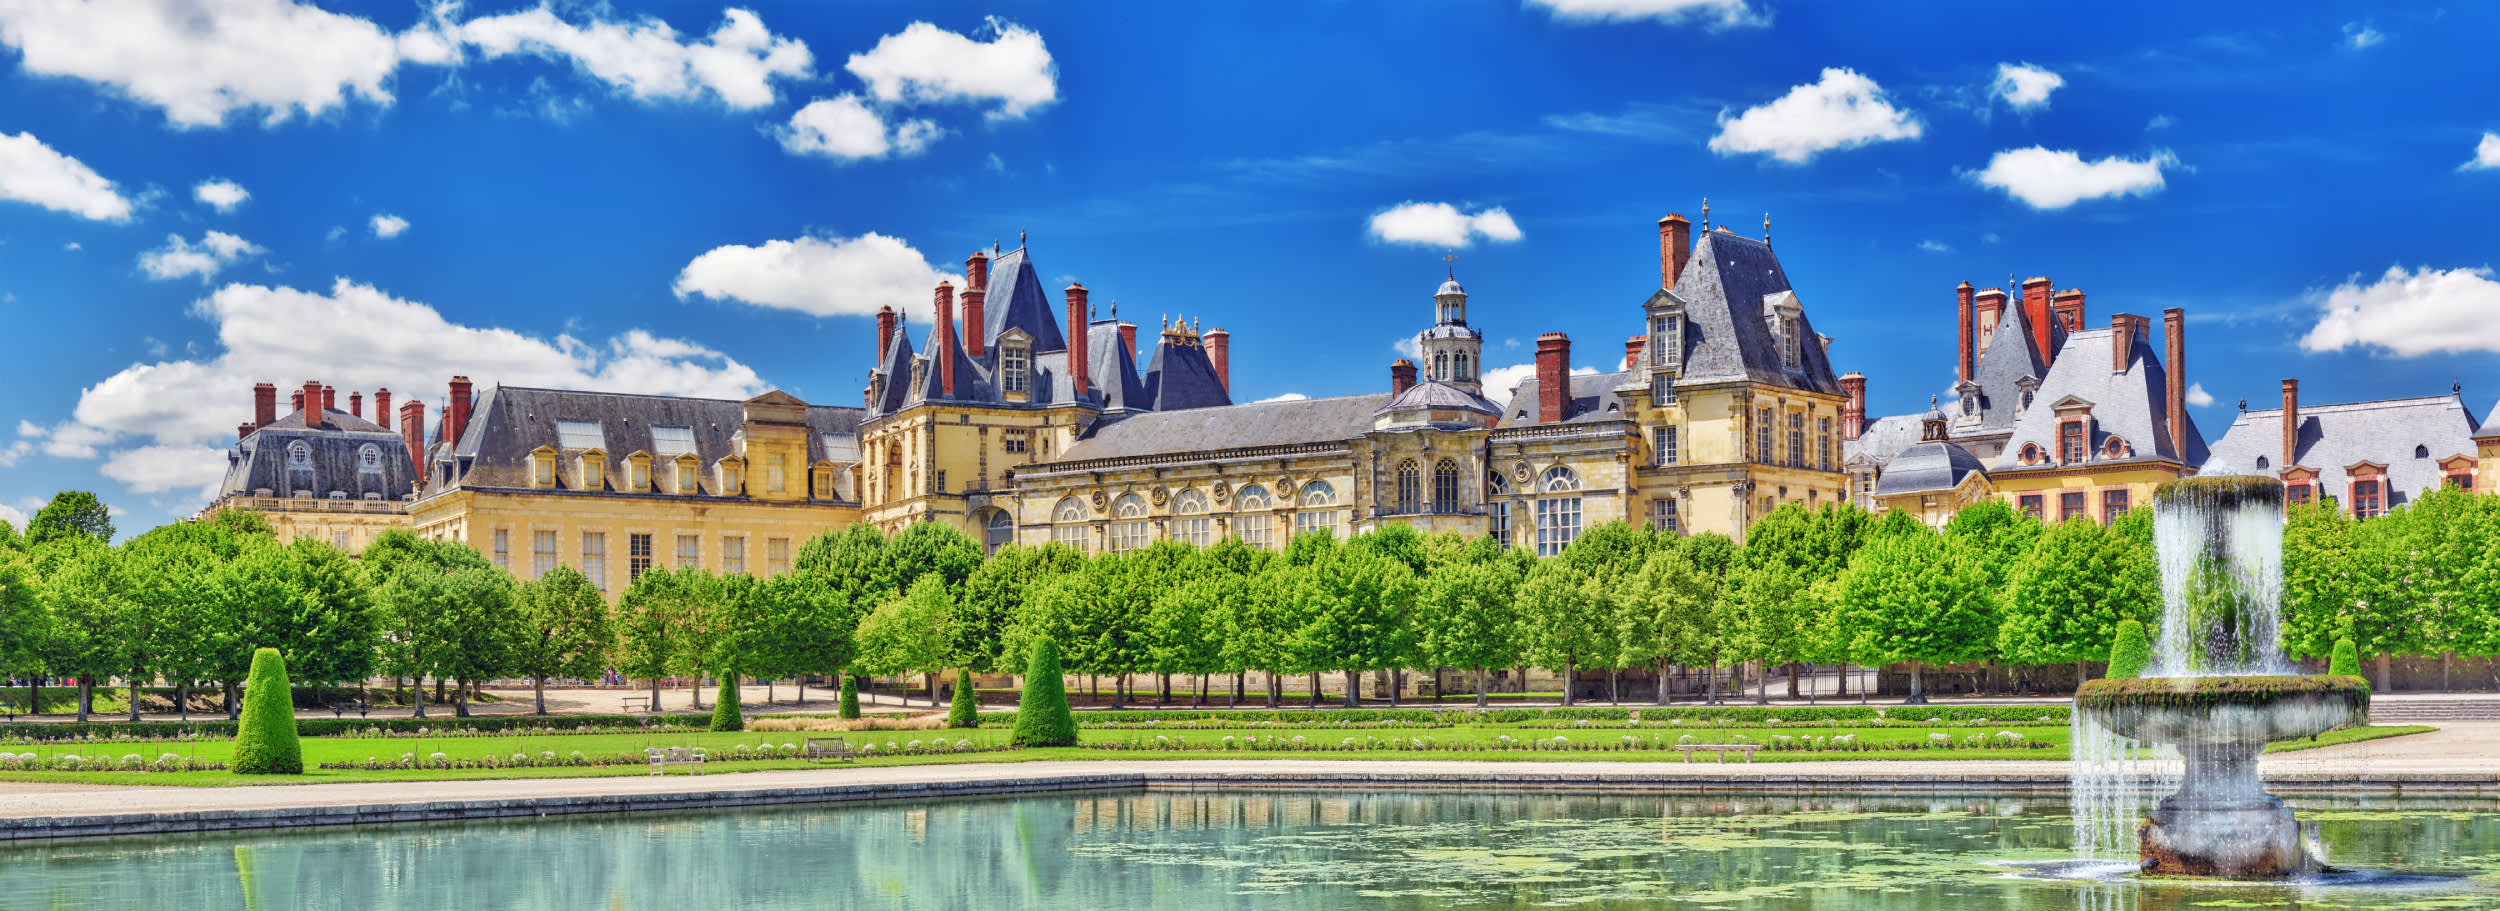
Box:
[1085,321,1148,412]
[1874,439,1988,496]
[1141,336,1232,411]
[1843,413,1926,468]
[1383,380,1501,416]
[1055,392,1394,462]
[2202,393,2480,509]
[1993,328,2207,470]
[1962,300,2051,432]
[869,327,916,414]
[1496,370,1636,427]
[218,408,420,502]
[1666,230,1843,395]
[424,386,862,496]
[979,247,1068,353]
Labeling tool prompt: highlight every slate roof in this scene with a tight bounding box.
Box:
[424,386,863,497]
[1992,328,2208,471]
[1496,370,1637,427]
[1663,230,1843,395]
[1382,380,1501,417]
[1873,439,1988,496]
[1141,336,1232,411]
[978,247,1067,353]
[1083,321,1149,412]
[2478,400,2500,441]
[1960,300,2051,432]
[219,407,422,502]
[2202,393,2481,509]
[1055,393,1394,462]
[1842,413,1925,468]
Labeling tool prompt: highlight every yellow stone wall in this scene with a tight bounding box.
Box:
[201,497,413,555]
[1620,381,1853,541]
[1874,472,1996,529]
[2477,437,2500,496]
[1011,446,1362,553]
[859,402,1088,539]
[410,488,861,593]
[1988,463,2184,524]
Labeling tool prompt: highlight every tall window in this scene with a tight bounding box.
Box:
[767,453,786,492]
[1236,484,1275,550]
[1817,418,1833,471]
[767,537,790,576]
[1787,412,1804,468]
[675,534,699,569]
[1295,480,1341,540]
[333,529,351,551]
[628,533,653,581]
[2059,421,2087,464]
[1433,352,1448,381]
[1649,497,1680,534]
[492,529,510,570]
[2352,479,2384,518]
[2018,495,2044,520]
[1651,314,1681,368]
[2102,489,2131,525]
[1395,460,1421,514]
[2285,483,2314,507]
[532,530,556,578]
[627,458,649,492]
[1755,408,1774,463]
[1052,497,1091,552]
[1172,489,1212,546]
[582,532,607,590]
[1432,460,1460,514]
[1780,316,1801,369]
[1455,353,1471,381]
[2059,491,2088,522]
[1109,493,1151,552]
[676,461,698,495]
[1535,466,1582,557]
[1003,429,1029,454]
[722,536,746,576]
[1002,343,1029,393]
[1653,425,1679,467]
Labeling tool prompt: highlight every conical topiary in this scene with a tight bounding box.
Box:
[2330,638,2363,686]
[947,668,980,728]
[710,675,744,732]
[838,673,861,719]
[232,648,302,774]
[2106,619,2150,680]
[1011,637,1076,747]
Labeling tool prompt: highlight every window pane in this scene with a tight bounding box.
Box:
[651,425,697,458]
[676,534,699,569]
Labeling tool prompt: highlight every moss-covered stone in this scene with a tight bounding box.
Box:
[2076,674,2371,714]
[2152,475,2286,511]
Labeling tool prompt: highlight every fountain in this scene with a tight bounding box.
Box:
[2073,475,2371,879]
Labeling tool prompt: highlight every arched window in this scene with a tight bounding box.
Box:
[1233,483,1274,550]
[1455,353,1471,381]
[1395,460,1421,514]
[2416,444,2431,459]
[1051,496,1090,552]
[358,444,382,472]
[1433,459,1460,513]
[1540,466,1580,492]
[2256,455,2271,471]
[1535,466,1582,557]
[286,440,312,469]
[1295,480,1341,540]
[1109,493,1151,552]
[982,508,1014,555]
[1299,480,1336,506]
[1172,488,1212,546]
[1432,352,1448,381]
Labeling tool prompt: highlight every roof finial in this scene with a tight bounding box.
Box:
[1700,196,1710,231]
[1018,228,1027,248]
[1762,212,1771,246]
[1444,249,1456,280]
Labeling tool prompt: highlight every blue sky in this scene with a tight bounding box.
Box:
[2,0,2497,534]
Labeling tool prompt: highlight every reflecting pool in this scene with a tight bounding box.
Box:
[4,790,2497,909]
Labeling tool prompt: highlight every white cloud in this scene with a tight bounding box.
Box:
[139,231,264,281]
[1709,67,1921,163]
[1969,147,2176,209]
[458,7,810,110]
[1368,202,1524,247]
[193,178,249,212]
[63,241,81,250]
[62,277,766,489]
[0,440,29,467]
[14,420,37,438]
[1481,363,1600,409]
[0,499,30,532]
[1393,336,1422,360]
[2344,22,2384,49]
[0,131,133,220]
[1917,239,1952,253]
[1525,0,1765,29]
[370,213,409,238]
[777,94,942,161]
[845,18,1056,120]
[1254,392,1308,404]
[2146,114,2175,131]
[0,0,413,128]
[2185,383,2214,407]
[2460,132,2500,172]
[672,233,958,320]
[2299,265,2500,357]
[1992,62,2062,110]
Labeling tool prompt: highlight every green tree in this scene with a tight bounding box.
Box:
[1011,636,1076,747]
[0,516,23,553]
[1626,545,1725,705]
[838,673,861,719]
[1147,573,1231,707]
[2330,637,2363,681]
[31,538,125,721]
[1416,559,1525,707]
[947,668,980,728]
[120,521,250,721]
[1295,548,1419,708]
[230,648,302,775]
[0,560,47,715]
[513,565,613,715]
[26,491,112,547]
[744,571,856,705]
[2107,619,2150,679]
[262,538,380,693]
[2281,499,2411,688]
[1837,526,1997,703]
[954,543,1082,674]
[612,567,694,713]
[855,577,953,707]
[1997,519,2158,688]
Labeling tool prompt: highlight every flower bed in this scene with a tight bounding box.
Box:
[1084,729,2054,755]
[0,751,225,772]
[0,713,712,745]
[316,738,1013,771]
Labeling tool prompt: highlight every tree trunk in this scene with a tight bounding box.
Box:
[455,678,471,718]
[1905,661,1928,705]
[25,680,37,717]
[129,676,143,722]
[1308,672,1321,708]
[2443,652,2455,693]
[1389,669,1402,708]
[1264,672,1278,709]
[1477,667,1491,709]
[2376,652,2392,693]
[1756,662,1771,705]
[1608,669,1620,705]
[649,677,661,713]
[1157,673,1170,709]
[1835,664,1848,698]
[1656,659,1672,705]
[1343,670,1360,709]
[1195,674,1206,708]
[1434,667,1447,704]
[691,673,705,710]
[1561,658,1576,706]
[1706,662,1720,705]
[1858,664,1870,704]
[1112,673,1126,710]
[75,679,92,723]
[177,680,191,723]
[1805,664,1818,705]
[434,678,447,704]
[1233,671,1245,709]
[927,671,940,707]
[225,680,240,720]
[795,678,805,705]
[767,678,775,704]
[1786,662,1802,700]
[412,677,428,719]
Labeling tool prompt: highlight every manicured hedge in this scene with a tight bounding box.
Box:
[232,649,302,775]
[967,704,2072,729]
[0,713,711,743]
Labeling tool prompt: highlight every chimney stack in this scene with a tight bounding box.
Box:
[446,376,473,447]
[1118,321,1137,357]
[1624,336,1646,371]
[1956,281,1976,383]
[2281,378,2300,470]
[252,382,277,432]
[934,281,957,397]
[321,385,336,414]
[1536,333,1571,424]
[1840,372,1867,441]
[1974,287,2009,356]
[301,381,324,430]
[399,400,426,477]
[1390,359,1417,396]
[349,391,363,421]
[237,421,253,440]
[1065,284,1091,398]
[962,251,989,359]
[1204,328,1230,393]
[291,389,305,413]
[2053,288,2087,332]
[2022,277,2055,364]
[875,306,896,364]
[2111,313,2147,373]
[2163,309,2187,461]
[374,389,391,434]
[1658,213,1691,290]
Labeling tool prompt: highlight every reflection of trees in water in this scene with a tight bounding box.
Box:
[0,792,2493,909]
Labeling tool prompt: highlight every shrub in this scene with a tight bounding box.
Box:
[839,674,861,720]
[2330,638,2363,685]
[710,677,744,732]
[1011,637,1077,747]
[231,648,302,775]
[947,669,980,729]
[2107,619,2150,679]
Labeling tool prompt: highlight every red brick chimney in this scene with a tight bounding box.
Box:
[236,421,253,440]
[1390,359,1417,396]
[1204,328,1231,393]
[1624,336,1645,371]
[301,381,324,430]
[2163,309,2187,460]
[2281,378,2300,469]
[374,389,391,434]
[1118,321,1137,357]
[1974,287,2008,355]
[2053,289,2086,332]
[446,376,473,446]
[1840,372,1867,441]
[2022,277,2055,364]
[1956,281,1976,384]
[252,382,276,432]
[399,400,426,476]
[1536,333,1571,424]
[1065,284,1091,398]
[875,305,895,364]
[1658,213,1691,290]
[2111,313,2146,373]
[934,281,957,397]
[349,391,363,421]
[291,389,304,414]
[321,385,336,414]
[962,251,989,359]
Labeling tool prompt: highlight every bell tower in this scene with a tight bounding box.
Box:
[1416,254,1485,395]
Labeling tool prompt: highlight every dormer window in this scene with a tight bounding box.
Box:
[1650,314,1682,369]
[287,440,312,469]
[2059,421,2087,464]
[358,444,382,472]
[1781,316,1801,369]
[1961,395,1976,416]
[626,453,651,492]
[529,447,557,488]
[718,458,745,496]
[813,463,836,500]
[1001,340,1030,395]
[768,453,787,492]
[673,456,700,495]
[578,450,606,489]
[2019,389,2035,414]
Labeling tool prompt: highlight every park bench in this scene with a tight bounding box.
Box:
[804,737,856,763]
[1675,743,1760,764]
[621,695,651,713]
[328,700,370,719]
[645,746,705,776]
